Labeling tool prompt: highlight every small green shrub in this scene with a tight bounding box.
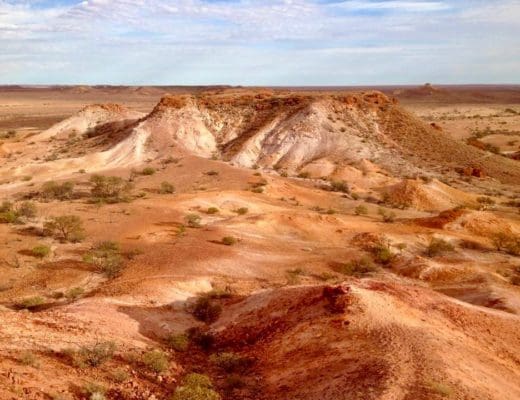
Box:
[83,241,124,278]
[17,201,37,219]
[44,215,85,242]
[206,207,219,214]
[160,181,175,194]
[16,296,45,310]
[64,342,116,368]
[425,238,455,257]
[337,256,377,276]
[209,352,254,373]
[185,213,202,228]
[41,181,75,201]
[142,349,169,373]
[66,287,85,300]
[18,351,38,367]
[167,333,189,352]
[0,210,19,224]
[234,207,248,215]
[205,170,219,176]
[355,205,368,215]
[191,296,222,323]
[221,236,237,246]
[31,245,51,258]
[186,327,215,350]
[141,167,156,176]
[171,373,221,400]
[330,180,350,193]
[492,232,520,256]
[298,171,311,179]
[378,208,396,223]
[82,382,106,399]
[111,368,130,383]
[90,175,133,203]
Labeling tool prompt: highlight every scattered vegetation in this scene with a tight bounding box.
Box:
[18,351,39,367]
[206,207,219,214]
[90,175,133,203]
[426,381,453,398]
[171,373,221,400]
[336,256,377,276]
[142,349,169,373]
[63,341,116,368]
[233,207,249,215]
[159,181,175,194]
[167,333,190,352]
[354,205,368,215]
[492,232,520,256]
[82,382,106,400]
[83,241,124,278]
[190,295,223,323]
[329,180,350,193]
[0,201,37,224]
[185,213,202,228]
[141,167,156,176]
[16,296,46,310]
[41,181,75,201]
[221,236,237,246]
[44,215,85,242]
[425,238,455,257]
[31,245,51,258]
[210,352,254,373]
[378,208,396,223]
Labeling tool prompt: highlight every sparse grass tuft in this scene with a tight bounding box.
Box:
[167,333,190,352]
[210,352,254,373]
[425,238,455,257]
[336,256,377,276]
[142,349,169,373]
[31,245,51,258]
[171,373,221,400]
[185,213,202,228]
[355,205,368,215]
[160,181,175,194]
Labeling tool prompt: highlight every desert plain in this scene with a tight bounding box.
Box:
[0,84,519,400]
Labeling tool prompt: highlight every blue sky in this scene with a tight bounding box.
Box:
[0,0,519,85]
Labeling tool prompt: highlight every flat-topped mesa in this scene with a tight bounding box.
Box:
[78,103,131,114]
[150,94,194,114]
[151,90,396,115]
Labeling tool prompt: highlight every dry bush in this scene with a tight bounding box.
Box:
[425,238,455,257]
[191,295,222,323]
[142,349,169,373]
[171,373,221,400]
[44,215,85,242]
[167,333,190,352]
[83,241,124,278]
[63,341,116,368]
[210,352,254,373]
[41,181,75,201]
[90,175,133,203]
[336,256,377,276]
[492,232,520,256]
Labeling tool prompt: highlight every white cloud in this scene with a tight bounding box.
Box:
[0,0,518,84]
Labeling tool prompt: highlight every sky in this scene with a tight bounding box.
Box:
[0,0,519,85]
